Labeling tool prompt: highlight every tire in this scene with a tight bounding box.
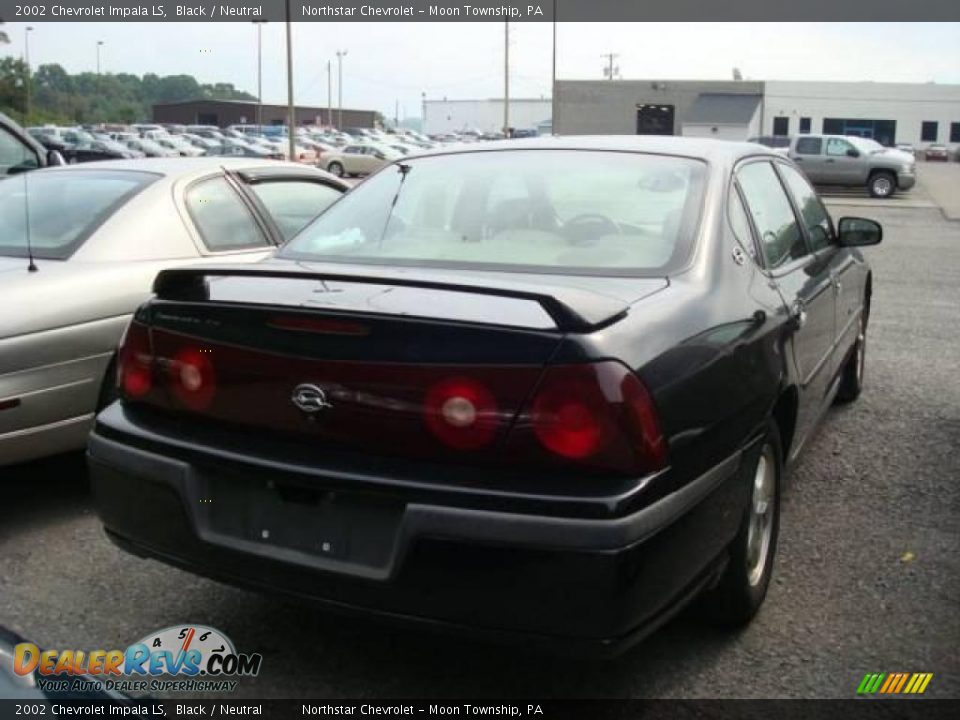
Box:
[835,314,866,404]
[868,171,896,198]
[699,420,782,627]
[327,161,344,177]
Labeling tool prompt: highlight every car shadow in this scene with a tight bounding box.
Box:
[0,452,92,540]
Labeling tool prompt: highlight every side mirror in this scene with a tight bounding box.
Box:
[47,150,66,166]
[837,217,882,247]
[846,148,860,158]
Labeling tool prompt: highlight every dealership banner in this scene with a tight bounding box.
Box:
[0,0,958,22]
[1,701,960,719]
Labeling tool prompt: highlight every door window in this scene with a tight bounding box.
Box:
[795,137,822,155]
[0,127,40,177]
[825,138,855,157]
[185,176,270,251]
[249,181,343,240]
[777,164,834,252]
[736,162,806,269]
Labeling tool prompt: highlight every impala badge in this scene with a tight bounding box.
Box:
[291,384,333,414]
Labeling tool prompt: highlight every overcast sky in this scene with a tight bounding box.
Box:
[2,22,958,119]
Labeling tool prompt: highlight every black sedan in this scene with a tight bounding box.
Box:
[89,137,880,654]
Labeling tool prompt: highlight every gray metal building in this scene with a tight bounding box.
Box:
[152,99,377,129]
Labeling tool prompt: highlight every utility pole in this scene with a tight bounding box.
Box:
[253,20,265,129]
[551,0,556,134]
[24,26,33,124]
[336,49,347,129]
[284,0,295,161]
[96,40,104,74]
[503,22,510,137]
[326,60,332,128]
[602,52,619,81]
[394,99,399,129]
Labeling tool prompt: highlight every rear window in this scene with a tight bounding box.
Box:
[0,169,157,260]
[281,150,707,275]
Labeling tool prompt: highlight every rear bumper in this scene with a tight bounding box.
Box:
[88,404,748,654]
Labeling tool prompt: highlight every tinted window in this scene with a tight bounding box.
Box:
[185,176,269,251]
[283,150,707,274]
[777,164,834,252]
[249,181,343,240]
[825,138,855,157]
[0,126,40,177]
[921,121,938,142]
[736,162,805,269]
[0,170,156,259]
[795,137,822,155]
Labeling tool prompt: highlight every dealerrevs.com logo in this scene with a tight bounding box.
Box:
[14,625,262,693]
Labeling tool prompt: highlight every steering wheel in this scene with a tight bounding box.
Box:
[562,213,621,245]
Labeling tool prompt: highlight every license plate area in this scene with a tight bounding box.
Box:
[198,467,404,571]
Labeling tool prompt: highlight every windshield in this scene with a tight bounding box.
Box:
[0,170,157,260]
[282,149,706,275]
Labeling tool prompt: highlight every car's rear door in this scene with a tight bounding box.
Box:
[736,158,836,459]
[791,136,827,183]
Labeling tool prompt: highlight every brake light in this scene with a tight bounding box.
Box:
[117,321,153,399]
[424,377,499,450]
[168,347,216,411]
[508,362,667,475]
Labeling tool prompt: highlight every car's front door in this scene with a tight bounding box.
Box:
[823,137,867,185]
[736,159,836,460]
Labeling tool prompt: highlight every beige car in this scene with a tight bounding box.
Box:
[324,143,402,177]
[0,158,346,466]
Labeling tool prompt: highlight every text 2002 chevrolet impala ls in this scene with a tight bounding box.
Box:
[89,137,880,654]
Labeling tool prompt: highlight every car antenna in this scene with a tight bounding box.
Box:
[23,170,38,273]
[377,162,411,248]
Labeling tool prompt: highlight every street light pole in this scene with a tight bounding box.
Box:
[326,60,332,128]
[284,0,295,161]
[503,22,509,137]
[24,26,33,124]
[253,20,265,129]
[336,49,347,129]
[96,40,104,74]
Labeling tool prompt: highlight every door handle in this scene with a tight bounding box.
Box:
[790,300,807,330]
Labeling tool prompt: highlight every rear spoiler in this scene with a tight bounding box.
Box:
[152,266,629,333]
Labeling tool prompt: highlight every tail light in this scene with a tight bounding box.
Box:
[423,377,499,450]
[506,362,667,476]
[167,347,216,411]
[117,321,153,399]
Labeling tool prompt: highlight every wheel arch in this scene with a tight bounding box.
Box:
[771,386,799,462]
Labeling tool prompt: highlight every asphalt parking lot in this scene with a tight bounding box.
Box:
[2,172,958,699]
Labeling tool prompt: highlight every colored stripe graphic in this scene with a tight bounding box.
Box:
[858,673,933,695]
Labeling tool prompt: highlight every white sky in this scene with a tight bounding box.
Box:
[2,22,958,120]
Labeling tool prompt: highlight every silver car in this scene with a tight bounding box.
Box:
[0,157,347,466]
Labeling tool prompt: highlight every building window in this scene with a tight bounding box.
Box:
[921,121,938,142]
[772,117,789,136]
[950,122,960,143]
[822,118,896,146]
[799,117,811,134]
[636,104,675,136]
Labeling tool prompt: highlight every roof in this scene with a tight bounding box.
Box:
[405,135,778,163]
[685,93,762,126]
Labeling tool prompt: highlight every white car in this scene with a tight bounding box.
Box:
[323,143,402,177]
